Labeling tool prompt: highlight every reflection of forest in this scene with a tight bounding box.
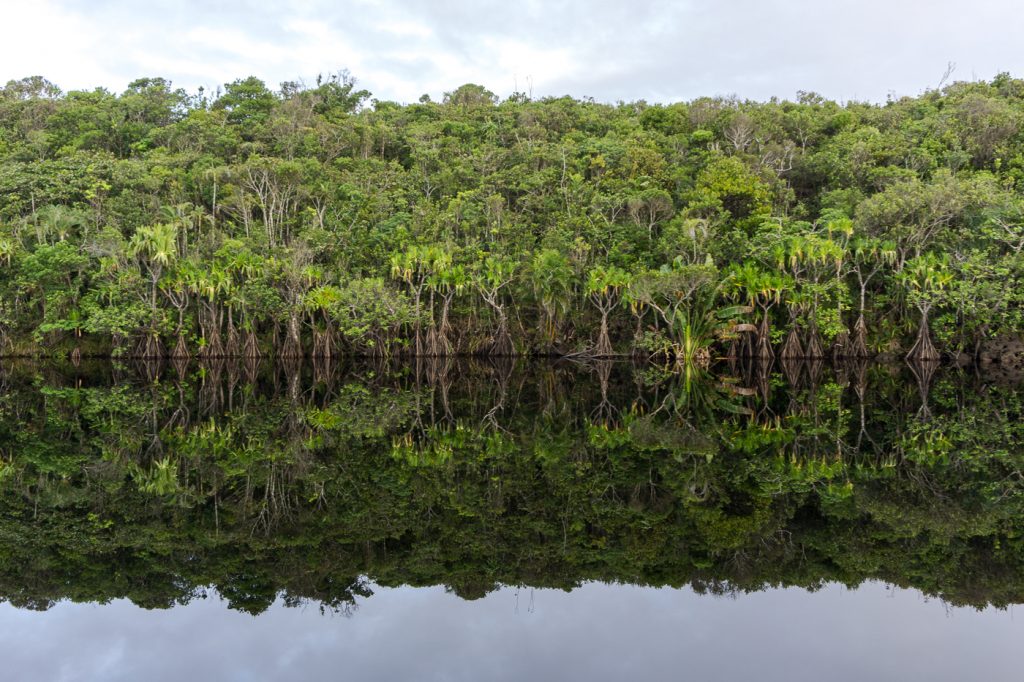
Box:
[0,358,1021,614]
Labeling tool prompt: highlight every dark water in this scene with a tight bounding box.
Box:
[1,358,1022,680]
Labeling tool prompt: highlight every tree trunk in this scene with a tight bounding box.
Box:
[437,294,455,356]
[805,323,825,359]
[224,308,240,356]
[489,308,513,356]
[780,328,804,360]
[831,330,849,362]
[595,310,613,357]
[171,332,190,360]
[282,312,303,358]
[243,330,261,359]
[755,311,774,362]
[907,305,940,361]
[849,315,869,357]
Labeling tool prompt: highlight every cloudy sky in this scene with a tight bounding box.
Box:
[2,0,1022,104]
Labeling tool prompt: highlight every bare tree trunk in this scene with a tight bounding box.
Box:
[437,293,455,356]
[780,328,804,360]
[805,322,825,359]
[171,332,190,359]
[849,314,869,357]
[226,307,240,356]
[490,308,513,356]
[595,310,613,357]
[755,310,774,362]
[243,330,261,359]
[282,312,303,358]
[907,305,940,361]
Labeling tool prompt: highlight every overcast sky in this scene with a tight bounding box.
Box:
[2,0,1022,104]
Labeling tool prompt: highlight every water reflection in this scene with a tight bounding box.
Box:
[3,582,1022,682]
[0,358,1021,614]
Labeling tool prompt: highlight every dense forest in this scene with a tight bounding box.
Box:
[2,72,1024,362]
[1,359,1022,612]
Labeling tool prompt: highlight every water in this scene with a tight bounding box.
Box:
[3,582,1022,682]
[0,358,1021,680]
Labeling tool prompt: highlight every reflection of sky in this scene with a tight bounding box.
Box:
[2,582,1020,681]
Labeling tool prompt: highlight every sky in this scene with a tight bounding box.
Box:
[1,0,1023,104]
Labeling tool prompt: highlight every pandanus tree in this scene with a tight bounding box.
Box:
[217,241,267,358]
[773,229,845,359]
[129,223,178,357]
[428,263,468,356]
[779,291,809,360]
[586,265,631,357]
[160,265,192,359]
[34,204,87,245]
[847,237,897,357]
[530,249,574,350]
[185,260,230,358]
[390,245,451,355]
[728,261,786,361]
[474,255,518,356]
[159,202,211,256]
[0,231,17,266]
[0,231,19,351]
[304,284,342,358]
[232,277,281,359]
[901,253,952,362]
[822,212,853,357]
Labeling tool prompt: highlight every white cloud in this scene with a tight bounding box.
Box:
[0,0,116,90]
[1,0,1023,103]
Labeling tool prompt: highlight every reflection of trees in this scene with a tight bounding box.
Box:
[0,359,1021,613]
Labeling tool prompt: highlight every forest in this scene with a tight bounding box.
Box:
[2,72,1024,363]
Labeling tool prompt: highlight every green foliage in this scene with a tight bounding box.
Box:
[0,73,1022,358]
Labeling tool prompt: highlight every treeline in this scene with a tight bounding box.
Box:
[2,72,1024,361]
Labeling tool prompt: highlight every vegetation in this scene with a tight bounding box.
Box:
[0,358,1022,613]
[3,73,1024,362]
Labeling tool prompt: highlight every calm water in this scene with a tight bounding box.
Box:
[3,582,1023,682]
[1,358,1022,680]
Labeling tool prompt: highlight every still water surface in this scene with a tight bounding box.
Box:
[0,359,1021,680]
[2,582,1022,681]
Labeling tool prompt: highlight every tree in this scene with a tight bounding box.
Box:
[213,76,276,128]
[390,245,452,356]
[530,249,574,348]
[586,265,630,357]
[901,254,952,361]
[474,255,517,356]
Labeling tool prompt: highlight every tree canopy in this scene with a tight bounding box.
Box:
[2,72,1024,363]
